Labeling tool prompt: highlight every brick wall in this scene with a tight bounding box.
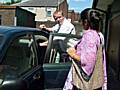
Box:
[59,0,68,18]
[0,6,36,27]
[0,9,15,26]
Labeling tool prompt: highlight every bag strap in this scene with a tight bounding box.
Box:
[72,59,91,82]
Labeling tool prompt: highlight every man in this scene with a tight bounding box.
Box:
[39,10,75,34]
[39,10,76,62]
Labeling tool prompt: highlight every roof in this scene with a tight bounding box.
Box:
[12,0,65,7]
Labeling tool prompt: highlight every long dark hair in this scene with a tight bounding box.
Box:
[80,8,102,31]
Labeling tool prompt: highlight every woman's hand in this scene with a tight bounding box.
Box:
[67,47,80,61]
[67,47,76,57]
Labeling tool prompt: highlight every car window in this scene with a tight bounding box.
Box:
[2,34,38,76]
[34,33,48,64]
[45,33,81,64]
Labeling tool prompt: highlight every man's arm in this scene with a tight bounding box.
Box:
[39,41,48,46]
[39,24,53,32]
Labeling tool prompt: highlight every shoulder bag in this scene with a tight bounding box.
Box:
[72,43,104,90]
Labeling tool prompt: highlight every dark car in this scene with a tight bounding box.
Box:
[0,26,81,90]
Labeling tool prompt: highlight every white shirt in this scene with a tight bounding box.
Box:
[52,18,76,40]
[98,32,104,46]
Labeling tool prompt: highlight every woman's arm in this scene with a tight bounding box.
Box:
[67,47,80,61]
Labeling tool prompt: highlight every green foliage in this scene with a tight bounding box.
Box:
[2,0,22,5]
[15,0,22,3]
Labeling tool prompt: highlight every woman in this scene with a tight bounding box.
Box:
[63,8,107,90]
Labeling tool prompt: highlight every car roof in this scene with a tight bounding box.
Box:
[0,26,40,35]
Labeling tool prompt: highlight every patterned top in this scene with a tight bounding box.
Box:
[63,29,107,90]
[76,29,100,76]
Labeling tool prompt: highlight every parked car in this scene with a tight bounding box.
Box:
[0,26,81,90]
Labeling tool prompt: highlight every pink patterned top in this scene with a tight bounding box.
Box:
[63,29,107,90]
[76,29,100,76]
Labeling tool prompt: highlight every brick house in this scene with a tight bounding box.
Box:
[13,0,68,22]
[74,12,80,22]
[68,10,75,22]
[68,10,80,23]
[0,6,36,27]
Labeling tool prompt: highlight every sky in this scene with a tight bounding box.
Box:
[0,0,93,13]
[67,0,93,13]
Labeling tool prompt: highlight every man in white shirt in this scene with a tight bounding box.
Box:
[39,10,76,62]
[40,10,75,35]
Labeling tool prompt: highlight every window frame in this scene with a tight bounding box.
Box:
[46,8,52,17]
[2,33,38,76]
[44,32,81,64]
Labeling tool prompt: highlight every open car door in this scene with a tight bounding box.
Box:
[43,32,81,90]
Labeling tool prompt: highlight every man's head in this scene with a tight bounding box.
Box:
[53,10,64,24]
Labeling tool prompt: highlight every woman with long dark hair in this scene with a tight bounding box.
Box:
[63,8,107,90]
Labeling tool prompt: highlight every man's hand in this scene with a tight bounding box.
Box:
[39,24,52,32]
[39,24,46,29]
[39,41,48,46]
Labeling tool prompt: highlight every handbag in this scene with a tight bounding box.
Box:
[72,44,104,90]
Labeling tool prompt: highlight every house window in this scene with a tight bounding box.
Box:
[46,8,52,17]
[47,11,51,17]
[28,7,34,10]
[0,15,2,25]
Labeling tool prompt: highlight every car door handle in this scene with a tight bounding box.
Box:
[33,73,41,80]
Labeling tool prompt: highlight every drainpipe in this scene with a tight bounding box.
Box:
[92,0,98,9]
[57,0,60,10]
[14,16,17,26]
[105,5,111,52]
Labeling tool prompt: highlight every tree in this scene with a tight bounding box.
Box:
[3,0,22,5]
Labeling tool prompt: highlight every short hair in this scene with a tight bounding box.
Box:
[81,8,102,31]
[53,10,64,16]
